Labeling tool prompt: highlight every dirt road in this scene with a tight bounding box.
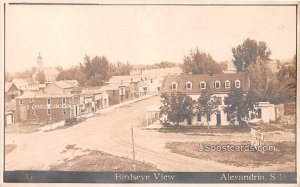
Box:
[5,95,294,172]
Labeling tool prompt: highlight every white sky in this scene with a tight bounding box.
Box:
[6,4,297,73]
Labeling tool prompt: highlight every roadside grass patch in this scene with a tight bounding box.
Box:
[5,144,17,155]
[5,123,40,134]
[166,141,295,168]
[50,150,161,172]
[44,124,72,132]
[159,125,251,134]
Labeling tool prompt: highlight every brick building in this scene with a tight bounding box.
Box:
[15,92,80,123]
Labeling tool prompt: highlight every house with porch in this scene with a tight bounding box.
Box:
[161,73,251,126]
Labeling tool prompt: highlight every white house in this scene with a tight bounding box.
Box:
[11,78,40,92]
[161,73,251,126]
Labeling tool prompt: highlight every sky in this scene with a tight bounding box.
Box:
[6,4,297,73]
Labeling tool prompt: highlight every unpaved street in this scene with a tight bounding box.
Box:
[5,95,295,172]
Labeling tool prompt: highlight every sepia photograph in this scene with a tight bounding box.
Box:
[1,1,298,184]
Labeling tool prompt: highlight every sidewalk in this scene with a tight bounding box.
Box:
[95,93,158,115]
[39,93,159,131]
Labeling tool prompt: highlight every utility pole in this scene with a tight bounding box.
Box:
[131,126,136,171]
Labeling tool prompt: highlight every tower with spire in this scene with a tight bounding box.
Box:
[37,53,43,72]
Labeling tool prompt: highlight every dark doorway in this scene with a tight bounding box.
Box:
[216,111,221,126]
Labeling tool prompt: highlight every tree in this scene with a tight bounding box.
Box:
[232,38,271,72]
[160,92,194,126]
[224,88,257,126]
[249,60,275,102]
[183,48,223,74]
[196,89,219,129]
[275,56,297,103]
[56,66,87,87]
[36,71,46,84]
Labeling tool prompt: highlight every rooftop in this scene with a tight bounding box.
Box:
[161,73,250,94]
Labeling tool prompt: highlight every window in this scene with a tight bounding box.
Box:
[225,80,230,88]
[19,99,23,105]
[172,82,178,90]
[200,81,206,89]
[31,109,35,115]
[47,109,51,115]
[30,99,33,103]
[63,108,67,115]
[186,82,192,89]
[47,98,51,105]
[113,90,116,95]
[62,98,66,104]
[235,80,241,88]
[215,81,221,89]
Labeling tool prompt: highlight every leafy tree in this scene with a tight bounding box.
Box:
[196,89,219,129]
[160,92,194,126]
[36,71,46,83]
[232,38,271,72]
[249,60,275,102]
[224,88,257,126]
[14,68,35,79]
[183,48,223,74]
[275,56,297,103]
[56,66,87,86]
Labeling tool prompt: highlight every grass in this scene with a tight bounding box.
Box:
[5,144,17,155]
[44,124,71,132]
[166,141,295,169]
[5,123,40,134]
[50,150,161,172]
[250,122,296,133]
[159,125,251,134]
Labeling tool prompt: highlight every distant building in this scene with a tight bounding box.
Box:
[44,80,78,95]
[80,87,109,113]
[5,82,21,101]
[224,61,237,74]
[268,60,280,73]
[11,78,40,92]
[32,53,59,82]
[130,67,182,76]
[100,85,130,106]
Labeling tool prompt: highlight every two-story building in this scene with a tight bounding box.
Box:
[161,73,251,126]
[44,80,77,95]
[15,92,80,123]
[80,87,109,113]
[100,84,130,106]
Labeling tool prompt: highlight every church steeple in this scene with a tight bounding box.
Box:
[37,53,43,71]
